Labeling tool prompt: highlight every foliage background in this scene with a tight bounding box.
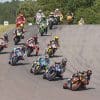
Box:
[0,0,100,24]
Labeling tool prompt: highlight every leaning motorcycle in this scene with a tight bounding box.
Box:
[48,18,54,29]
[30,58,48,75]
[43,66,63,81]
[13,32,23,45]
[43,67,56,81]
[9,53,24,66]
[0,41,7,52]
[47,47,57,57]
[26,43,39,57]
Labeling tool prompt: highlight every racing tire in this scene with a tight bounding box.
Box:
[14,37,20,45]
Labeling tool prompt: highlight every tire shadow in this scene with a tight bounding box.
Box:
[0,51,10,55]
[17,43,25,45]
[50,55,63,58]
[27,54,41,57]
[40,34,52,36]
[77,87,95,91]
[15,62,30,66]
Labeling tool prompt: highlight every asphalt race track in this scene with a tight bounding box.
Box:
[0,25,100,100]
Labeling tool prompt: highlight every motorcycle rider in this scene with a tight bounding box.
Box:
[36,9,45,25]
[50,40,57,54]
[39,15,48,34]
[78,17,85,25]
[26,37,39,56]
[45,43,52,55]
[26,35,38,45]
[48,58,67,79]
[54,8,63,22]
[38,55,50,69]
[63,70,92,90]
[40,15,48,25]
[66,11,74,24]
[13,27,24,40]
[32,55,50,71]
[16,12,26,28]
[10,46,25,60]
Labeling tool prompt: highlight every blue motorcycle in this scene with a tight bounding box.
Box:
[43,64,63,81]
[8,51,24,66]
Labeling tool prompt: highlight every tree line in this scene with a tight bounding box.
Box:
[0,0,100,24]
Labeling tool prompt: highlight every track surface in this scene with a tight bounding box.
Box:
[0,25,100,100]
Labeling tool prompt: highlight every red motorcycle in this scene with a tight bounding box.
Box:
[26,42,39,57]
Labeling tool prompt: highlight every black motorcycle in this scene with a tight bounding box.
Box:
[13,29,24,45]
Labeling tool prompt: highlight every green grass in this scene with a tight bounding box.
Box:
[0,24,15,37]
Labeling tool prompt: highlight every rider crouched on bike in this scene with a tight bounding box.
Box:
[45,39,58,56]
[50,58,67,79]
[39,55,50,67]
[39,16,48,27]
[32,55,50,70]
[26,37,39,56]
[13,27,24,40]
[10,46,25,60]
[16,12,26,28]
[35,9,45,25]
[50,40,58,54]
[63,70,92,90]
[45,44,52,54]
[54,8,63,23]
[26,35,38,45]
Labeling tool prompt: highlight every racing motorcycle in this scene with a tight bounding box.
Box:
[47,46,57,57]
[43,58,67,81]
[30,58,48,75]
[63,70,92,90]
[26,43,39,57]
[8,52,24,66]
[48,17,54,29]
[0,39,7,52]
[48,17,59,30]
[39,23,48,36]
[54,16,60,24]
[43,65,64,81]
[13,31,24,45]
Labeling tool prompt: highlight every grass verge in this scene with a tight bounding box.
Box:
[0,24,15,37]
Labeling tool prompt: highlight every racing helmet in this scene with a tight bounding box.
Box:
[38,9,42,13]
[13,47,16,51]
[54,36,59,40]
[50,12,54,15]
[55,8,59,12]
[19,13,24,17]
